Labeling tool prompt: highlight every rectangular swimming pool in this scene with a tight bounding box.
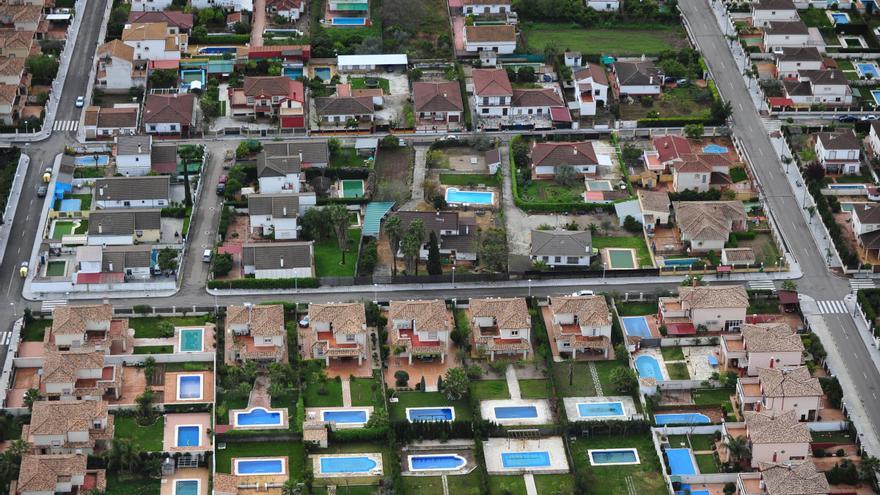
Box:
[331,17,367,26]
[174,480,199,495]
[235,407,283,427]
[178,328,204,352]
[654,413,711,425]
[501,451,551,468]
[445,187,494,205]
[577,401,625,418]
[588,448,640,466]
[408,454,466,472]
[177,374,203,400]
[235,458,285,475]
[666,448,697,475]
[176,425,200,447]
[74,155,109,167]
[322,409,369,424]
[494,405,538,419]
[406,407,454,422]
[622,316,651,339]
[320,456,378,474]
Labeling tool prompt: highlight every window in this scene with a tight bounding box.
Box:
[428,331,438,340]
[567,257,579,264]
[345,334,355,342]
[482,108,489,114]
[170,124,177,131]
[510,330,519,336]
[554,256,562,263]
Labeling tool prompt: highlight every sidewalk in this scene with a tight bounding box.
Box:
[505,365,521,400]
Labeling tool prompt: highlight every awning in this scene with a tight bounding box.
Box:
[666,322,695,335]
[716,265,732,272]
[778,290,799,305]
[550,106,572,122]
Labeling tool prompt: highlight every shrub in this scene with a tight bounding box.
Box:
[394,370,409,387]
[465,364,483,379]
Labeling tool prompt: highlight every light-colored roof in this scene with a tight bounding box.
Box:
[530,229,592,257]
[744,410,811,444]
[673,201,747,241]
[121,22,169,41]
[308,302,367,335]
[756,461,830,495]
[741,322,803,353]
[551,295,610,327]
[757,367,822,398]
[226,304,285,337]
[388,299,451,332]
[17,454,89,493]
[637,189,670,214]
[97,39,134,62]
[51,304,114,335]
[42,348,106,383]
[678,285,749,310]
[29,400,108,436]
[337,54,408,66]
[470,297,530,329]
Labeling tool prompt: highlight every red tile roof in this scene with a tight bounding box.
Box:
[472,68,512,97]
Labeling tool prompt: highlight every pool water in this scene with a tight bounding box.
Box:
[74,155,109,166]
[409,454,466,471]
[445,187,494,205]
[174,480,199,495]
[666,448,697,475]
[494,405,538,419]
[501,451,551,468]
[178,375,202,399]
[635,355,664,381]
[406,407,454,422]
[858,63,879,79]
[607,249,636,269]
[585,180,613,191]
[176,425,200,447]
[702,144,729,154]
[341,179,365,199]
[622,316,651,339]
[199,46,236,54]
[236,407,283,426]
[179,328,203,352]
[872,90,880,105]
[314,68,332,81]
[663,257,699,267]
[654,413,711,425]
[320,456,377,474]
[236,458,284,475]
[589,449,639,465]
[331,17,367,26]
[322,409,368,424]
[284,67,303,79]
[577,402,625,418]
[58,199,81,212]
[829,183,866,189]
[831,12,850,24]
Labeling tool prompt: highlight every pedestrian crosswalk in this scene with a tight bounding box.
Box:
[850,279,876,291]
[0,331,11,346]
[748,280,777,292]
[52,120,78,132]
[815,300,848,314]
[40,299,67,313]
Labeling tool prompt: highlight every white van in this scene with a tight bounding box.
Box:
[203,249,212,263]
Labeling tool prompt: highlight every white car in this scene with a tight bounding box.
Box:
[75,96,85,108]
[571,290,594,296]
[299,315,310,327]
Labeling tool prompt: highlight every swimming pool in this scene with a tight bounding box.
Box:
[702,144,729,154]
[314,68,332,81]
[606,248,637,269]
[858,63,879,79]
[494,405,538,419]
[58,199,81,212]
[341,179,365,199]
[235,407,283,427]
[408,454,466,472]
[177,374,203,400]
[501,451,551,468]
[283,67,303,80]
[635,355,664,381]
[445,187,494,205]
[872,90,880,105]
[666,448,697,475]
[588,448,640,466]
[74,155,109,167]
[176,425,200,447]
[178,328,204,352]
[322,409,369,424]
[198,46,237,55]
[829,183,866,189]
[234,458,285,475]
[173,480,199,495]
[663,257,699,267]
[831,12,850,24]
[319,456,378,474]
[576,401,626,419]
[585,180,613,191]
[622,316,651,339]
[406,407,455,422]
[654,413,711,425]
[331,17,367,26]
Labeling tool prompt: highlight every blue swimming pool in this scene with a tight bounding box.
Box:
[331,17,367,26]
[654,413,711,425]
[858,63,879,79]
[74,155,109,166]
[494,405,538,419]
[666,448,697,475]
[622,316,651,339]
[445,187,494,205]
[322,409,368,424]
[829,183,866,189]
[501,451,551,468]
[58,199,81,212]
[177,375,202,400]
[702,144,729,154]
[408,454,466,471]
[283,67,303,80]
[663,257,700,267]
[235,458,285,475]
[589,449,640,465]
[314,67,332,81]
[831,12,850,24]
[872,90,880,105]
[178,328,203,352]
[174,480,199,495]
[319,456,378,474]
[635,355,664,381]
[176,425,200,447]
[235,407,283,427]
[585,180,613,191]
[198,46,237,55]
[577,402,625,418]
[406,407,454,422]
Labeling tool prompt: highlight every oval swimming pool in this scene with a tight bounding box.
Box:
[635,355,665,381]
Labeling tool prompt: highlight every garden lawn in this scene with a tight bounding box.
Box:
[303,377,344,407]
[489,475,526,495]
[51,221,74,239]
[666,362,690,380]
[667,434,716,451]
[113,415,164,452]
[619,86,713,120]
[73,219,89,235]
[592,236,653,267]
[471,379,510,400]
[22,319,51,342]
[65,193,92,210]
[739,233,782,267]
[534,474,575,494]
[444,471,483,495]
[350,77,391,94]
[695,453,720,473]
[616,302,657,316]
[551,361,597,397]
[314,487,375,495]
[129,315,211,338]
[215,441,306,475]
[594,361,633,397]
[133,345,173,354]
[730,167,748,183]
[811,430,855,444]
[523,23,687,56]
[389,391,472,421]
[215,390,248,425]
[330,147,368,168]
[519,180,584,203]
[798,7,832,27]
[570,434,667,495]
[519,378,552,399]
[315,228,361,277]
[440,173,500,187]
[692,388,735,407]
[661,347,685,361]
[400,476,445,495]
[350,376,385,409]
[104,473,159,495]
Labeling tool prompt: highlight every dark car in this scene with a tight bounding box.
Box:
[37,185,47,197]
[216,183,225,195]
[838,115,858,123]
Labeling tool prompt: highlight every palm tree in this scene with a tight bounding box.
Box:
[327,204,351,264]
[23,388,40,411]
[724,435,751,465]
[105,438,142,474]
[281,479,301,495]
[407,219,425,276]
[384,215,402,276]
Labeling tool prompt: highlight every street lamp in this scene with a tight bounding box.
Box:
[528,279,532,298]
[373,283,378,304]
[451,266,456,288]
[602,262,607,282]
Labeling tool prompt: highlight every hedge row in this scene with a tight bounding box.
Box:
[208,277,320,290]
[637,116,720,127]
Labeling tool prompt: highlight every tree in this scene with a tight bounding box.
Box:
[511,137,530,169]
[135,390,157,425]
[380,134,400,149]
[623,215,642,233]
[684,123,704,139]
[105,438,142,474]
[442,367,469,400]
[427,231,442,275]
[517,66,536,83]
[600,219,612,235]
[554,165,578,186]
[724,435,751,465]
[478,228,508,272]
[614,343,629,363]
[328,137,341,156]
[212,252,233,277]
[380,0,426,32]
[782,280,797,291]
[149,69,178,89]
[268,381,287,400]
[26,55,60,86]
[711,100,733,123]
[233,21,251,34]
[609,367,638,394]
[23,388,40,411]
[327,205,350,264]
[301,207,332,242]
[157,248,178,271]
[384,215,403,276]
[405,219,425,275]
[355,36,383,54]
[394,370,409,386]
[359,239,378,275]
[143,356,156,382]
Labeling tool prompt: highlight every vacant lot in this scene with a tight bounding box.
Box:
[619,87,713,120]
[375,147,413,202]
[523,23,687,56]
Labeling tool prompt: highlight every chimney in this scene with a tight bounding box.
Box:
[282,206,287,216]
[280,257,284,268]
[299,152,303,162]
[649,75,654,85]
[108,262,113,272]
[573,147,577,155]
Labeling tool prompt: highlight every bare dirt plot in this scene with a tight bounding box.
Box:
[375,147,414,201]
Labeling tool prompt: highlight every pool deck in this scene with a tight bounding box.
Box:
[305,406,374,429]
[162,413,212,453]
[162,371,215,405]
[479,399,553,426]
[159,468,210,495]
[173,324,216,354]
[482,437,569,475]
[562,396,639,422]
[311,453,384,479]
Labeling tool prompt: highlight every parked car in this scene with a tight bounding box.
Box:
[37,185,47,197]
[861,115,879,121]
[216,183,225,195]
[202,249,212,263]
[299,315,310,327]
[218,175,228,184]
[75,96,85,108]
[838,115,858,123]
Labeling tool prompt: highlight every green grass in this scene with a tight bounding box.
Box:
[811,430,855,444]
[400,476,445,494]
[739,233,782,267]
[313,487,374,495]
[592,236,653,268]
[389,391,472,421]
[350,76,391,94]
[837,59,855,71]
[22,319,50,342]
[350,376,384,409]
[488,475,526,495]
[619,86,713,120]
[303,377,344,407]
[666,362,690,380]
[570,434,667,495]
[444,471,483,495]
[104,473,159,495]
[692,388,734,407]
[129,315,211,338]
[471,380,510,400]
[519,378,552,399]
[330,147,369,168]
[534,474,575,494]
[551,361,597,397]
[616,302,657,316]
[74,166,106,179]
[315,228,361,277]
[215,440,306,475]
[730,167,748,183]
[46,260,67,276]
[216,390,248,425]
[65,193,92,210]
[667,434,716,452]
[439,173,500,187]
[661,347,684,361]
[51,221,74,239]
[112,415,164,452]
[520,180,584,204]
[523,22,687,56]
[73,219,89,234]
[798,7,832,27]
[594,361,630,396]
[695,453,720,474]
[133,345,173,354]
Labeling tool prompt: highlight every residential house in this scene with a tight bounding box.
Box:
[586,0,620,11]
[263,140,330,169]
[99,245,154,281]
[0,56,25,86]
[412,81,464,128]
[547,295,612,359]
[737,367,822,421]
[752,0,798,26]
[0,83,22,125]
[774,47,823,79]
[725,410,811,467]
[463,25,516,54]
[462,0,512,15]
[241,242,315,279]
[41,348,121,400]
[336,54,407,72]
[529,229,593,268]
[637,189,671,231]
[248,193,301,239]
[314,95,374,128]
[96,40,147,90]
[336,83,383,107]
[0,30,34,58]
[469,297,532,361]
[671,154,733,193]
[573,63,608,116]
[150,143,178,174]
[643,134,692,171]
[510,88,565,117]
[225,304,287,363]
[83,106,139,139]
[529,141,609,179]
[0,5,41,31]
[721,322,805,375]
[228,76,306,129]
[486,148,501,173]
[191,0,253,11]
[737,462,830,495]
[23,399,113,455]
[114,135,151,176]
[387,299,452,364]
[472,68,513,117]
[814,129,861,174]
[94,176,170,209]
[851,204,880,257]
[763,21,811,51]
[722,247,757,266]
[392,211,477,261]
[121,22,185,61]
[45,304,115,350]
[673,201,747,252]
[301,302,368,366]
[87,209,161,246]
[130,0,173,11]
[611,61,663,96]
[266,0,303,20]
[659,285,749,332]
[142,93,195,136]
[12,454,105,495]
[869,121,880,157]
[128,11,194,33]
[564,51,582,67]
[781,69,852,106]
[257,152,302,193]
